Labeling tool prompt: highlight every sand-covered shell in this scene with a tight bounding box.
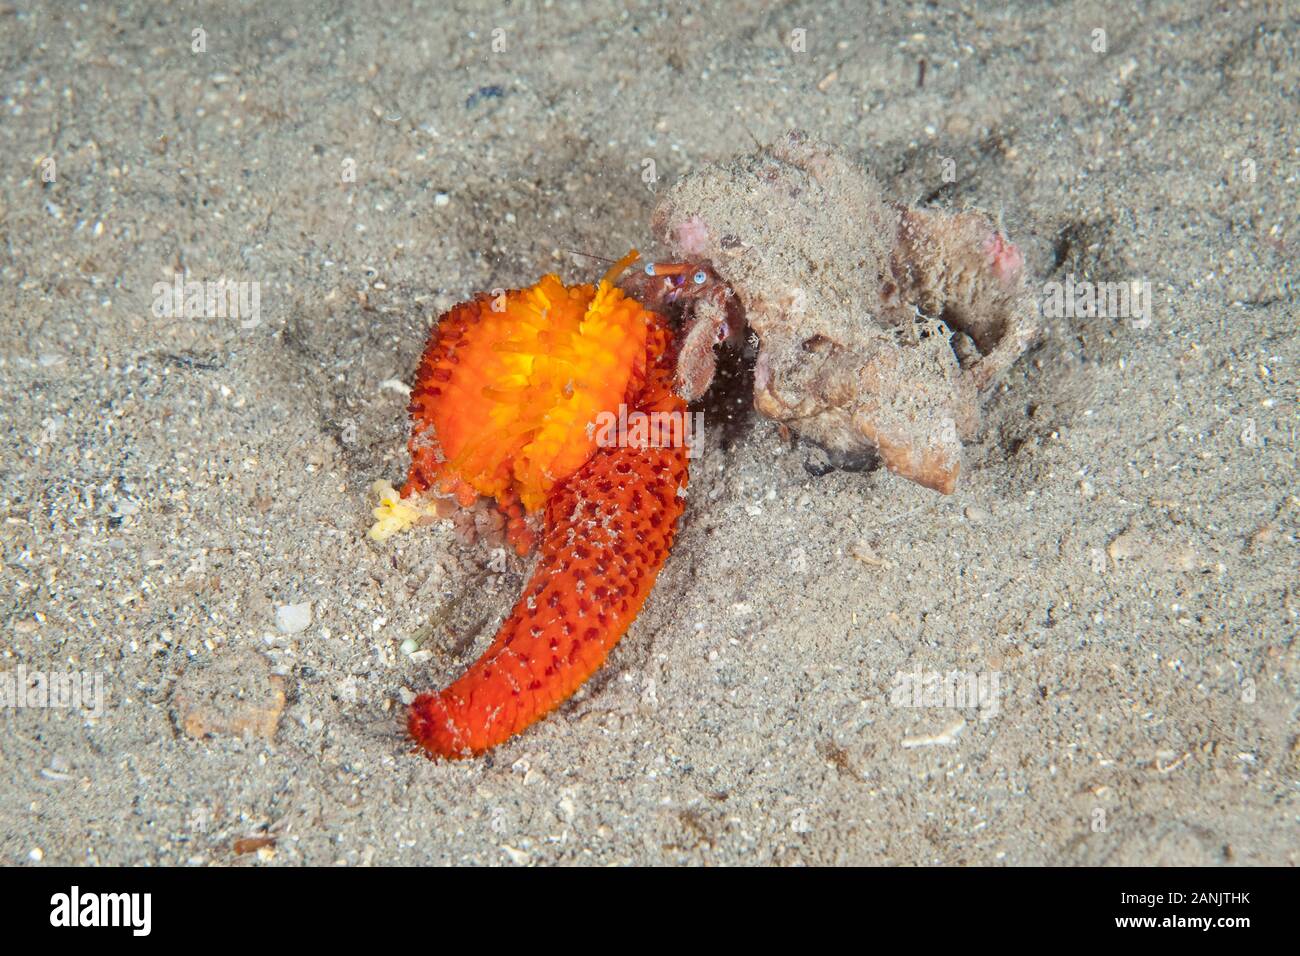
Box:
[651,130,1038,493]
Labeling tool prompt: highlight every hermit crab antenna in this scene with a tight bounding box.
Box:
[562,249,618,263]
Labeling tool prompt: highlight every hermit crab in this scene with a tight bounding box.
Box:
[371,131,1037,757]
[644,130,1037,493]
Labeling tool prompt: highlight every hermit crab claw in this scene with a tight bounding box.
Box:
[617,259,744,404]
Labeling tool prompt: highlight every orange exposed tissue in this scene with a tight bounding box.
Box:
[402,252,651,549]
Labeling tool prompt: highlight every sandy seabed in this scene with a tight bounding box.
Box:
[0,1,1296,865]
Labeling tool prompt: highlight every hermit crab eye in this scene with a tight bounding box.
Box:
[644,263,657,276]
[692,270,708,285]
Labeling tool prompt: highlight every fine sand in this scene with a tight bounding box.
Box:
[1,0,1296,865]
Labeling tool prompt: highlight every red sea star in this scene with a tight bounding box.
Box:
[371,253,690,757]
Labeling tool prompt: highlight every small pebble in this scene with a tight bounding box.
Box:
[501,844,529,865]
[275,602,312,634]
[850,542,892,569]
[1107,532,1139,564]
